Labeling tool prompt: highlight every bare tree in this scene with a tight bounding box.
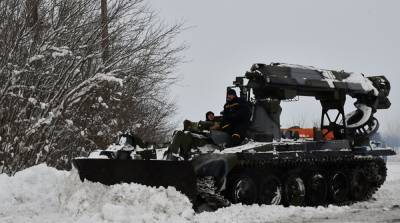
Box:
[100,0,109,63]
[25,0,39,27]
[25,0,41,50]
[0,0,184,174]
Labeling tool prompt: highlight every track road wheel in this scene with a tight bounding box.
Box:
[329,171,349,203]
[306,172,328,206]
[284,172,306,206]
[259,174,282,205]
[349,168,369,201]
[227,172,258,205]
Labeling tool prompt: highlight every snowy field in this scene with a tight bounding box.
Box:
[1,155,400,223]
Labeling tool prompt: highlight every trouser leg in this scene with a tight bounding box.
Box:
[166,131,194,160]
[224,126,245,148]
[166,130,213,160]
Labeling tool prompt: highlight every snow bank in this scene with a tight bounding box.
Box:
[1,161,399,223]
[0,164,346,223]
[0,164,193,223]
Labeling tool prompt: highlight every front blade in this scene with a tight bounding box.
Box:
[72,159,197,201]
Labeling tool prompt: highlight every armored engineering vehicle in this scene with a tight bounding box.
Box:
[73,63,395,210]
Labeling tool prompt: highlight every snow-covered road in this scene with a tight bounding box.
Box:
[1,160,399,223]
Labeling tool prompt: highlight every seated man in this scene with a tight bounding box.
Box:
[183,111,222,132]
[164,89,252,160]
[220,89,251,147]
[165,111,221,160]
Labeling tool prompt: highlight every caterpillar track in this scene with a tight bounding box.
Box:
[196,176,231,211]
[221,155,387,207]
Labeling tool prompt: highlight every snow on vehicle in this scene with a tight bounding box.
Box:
[73,63,396,210]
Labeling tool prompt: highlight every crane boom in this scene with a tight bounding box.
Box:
[234,63,391,145]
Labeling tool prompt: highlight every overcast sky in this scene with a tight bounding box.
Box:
[149,0,400,132]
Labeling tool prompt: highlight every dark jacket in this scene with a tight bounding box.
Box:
[221,97,251,136]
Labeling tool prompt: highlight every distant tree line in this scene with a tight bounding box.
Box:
[380,121,400,148]
[0,0,184,174]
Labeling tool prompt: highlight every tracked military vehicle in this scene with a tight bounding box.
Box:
[73,63,395,210]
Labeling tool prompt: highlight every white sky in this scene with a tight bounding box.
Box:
[149,0,400,132]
